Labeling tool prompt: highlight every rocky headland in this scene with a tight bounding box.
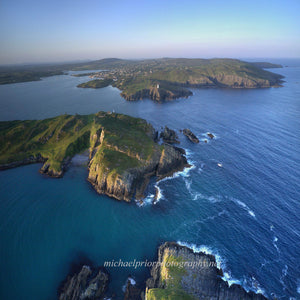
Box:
[145,242,268,300]
[0,112,189,202]
[58,242,269,300]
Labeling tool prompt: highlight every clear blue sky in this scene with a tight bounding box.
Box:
[0,0,299,64]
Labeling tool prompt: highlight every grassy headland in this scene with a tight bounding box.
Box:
[0,112,188,201]
[75,58,284,101]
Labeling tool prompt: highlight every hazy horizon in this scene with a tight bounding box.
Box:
[1,0,299,64]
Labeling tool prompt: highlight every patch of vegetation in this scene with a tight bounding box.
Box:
[77,78,113,88]
[146,254,196,300]
[146,288,196,300]
[0,111,160,177]
[71,72,97,77]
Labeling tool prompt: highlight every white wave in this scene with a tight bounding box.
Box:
[279,265,288,290]
[177,241,267,296]
[135,194,154,207]
[137,148,195,206]
[128,277,136,285]
[222,270,241,286]
[248,210,256,217]
[208,195,222,203]
[230,197,256,218]
[177,241,223,269]
[122,276,136,292]
[153,184,163,204]
[192,192,206,201]
[197,210,228,224]
[200,132,219,140]
[158,162,195,184]
[245,276,266,296]
[184,178,192,192]
[272,236,280,253]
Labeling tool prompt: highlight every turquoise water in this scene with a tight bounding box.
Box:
[0,60,300,299]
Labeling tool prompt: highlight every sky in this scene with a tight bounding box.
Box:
[0,0,300,64]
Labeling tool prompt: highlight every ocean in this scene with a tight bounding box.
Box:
[0,59,299,299]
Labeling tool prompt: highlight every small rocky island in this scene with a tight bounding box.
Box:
[58,242,268,300]
[0,112,188,202]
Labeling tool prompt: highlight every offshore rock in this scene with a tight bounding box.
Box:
[207,132,215,139]
[58,265,109,300]
[183,128,199,143]
[146,242,268,300]
[124,278,143,300]
[159,126,180,144]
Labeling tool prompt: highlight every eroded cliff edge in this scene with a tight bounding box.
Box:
[0,112,189,202]
[86,112,189,202]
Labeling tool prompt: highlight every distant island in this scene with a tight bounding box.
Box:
[0,112,189,203]
[0,58,284,102]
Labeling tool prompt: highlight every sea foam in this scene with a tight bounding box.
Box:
[177,241,266,296]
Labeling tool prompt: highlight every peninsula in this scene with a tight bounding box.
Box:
[0,112,188,202]
[0,58,284,103]
[75,58,284,101]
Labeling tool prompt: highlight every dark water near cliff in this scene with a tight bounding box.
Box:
[0,59,299,299]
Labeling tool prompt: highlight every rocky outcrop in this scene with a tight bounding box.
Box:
[39,157,72,178]
[159,126,180,144]
[207,132,215,139]
[146,242,268,300]
[183,129,199,143]
[124,278,143,300]
[58,265,109,300]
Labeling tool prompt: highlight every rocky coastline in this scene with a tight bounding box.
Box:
[145,242,268,300]
[58,242,269,300]
[120,86,192,101]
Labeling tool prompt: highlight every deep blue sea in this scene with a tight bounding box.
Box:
[0,59,299,300]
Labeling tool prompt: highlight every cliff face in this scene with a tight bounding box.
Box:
[146,242,268,300]
[87,126,189,202]
[121,86,192,101]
